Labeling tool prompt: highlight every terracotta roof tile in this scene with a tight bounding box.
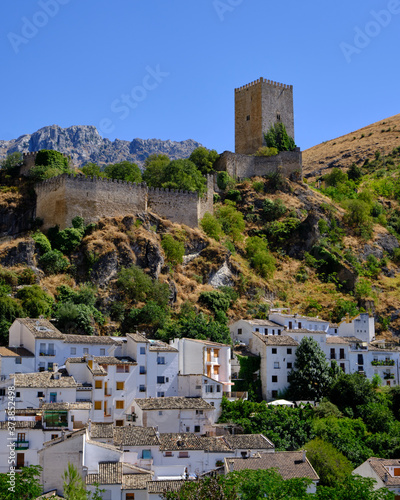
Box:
[113,426,160,447]
[127,333,149,343]
[253,332,299,346]
[62,334,122,344]
[147,481,184,493]
[0,346,34,357]
[223,434,274,450]
[133,397,213,411]
[14,372,77,388]
[364,457,400,487]
[15,318,64,339]
[90,423,114,439]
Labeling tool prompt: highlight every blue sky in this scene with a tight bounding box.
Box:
[1,1,399,153]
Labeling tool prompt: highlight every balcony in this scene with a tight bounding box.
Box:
[384,373,395,380]
[14,440,29,450]
[104,389,112,397]
[223,391,248,401]
[39,351,56,357]
[371,360,395,366]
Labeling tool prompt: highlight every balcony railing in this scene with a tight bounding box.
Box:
[104,389,112,397]
[371,360,395,366]
[39,352,56,357]
[223,391,248,400]
[14,440,29,450]
[384,373,395,380]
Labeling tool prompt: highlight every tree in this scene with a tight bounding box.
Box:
[30,150,72,181]
[215,203,246,242]
[103,161,142,183]
[142,154,171,186]
[0,464,43,500]
[16,285,54,317]
[246,236,276,279]
[305,438,353,486]
[316,474,395,500]
[162,159,207,194]
[189,147,219,175]
[200,212,223,241]
[161,234,185,266]
[329,373,376,417]
[264,122,296,152]
[63,462,87,500]
[81,162,104,177]
[288,337,332,401]
[1,151,22,171]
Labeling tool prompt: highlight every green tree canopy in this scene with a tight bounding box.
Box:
[264,122,296,152]
[0,464,43,500]
[81,162,104,177]
[162,159,207,194]
[287,337,332,401]
[30,149,73,181]
[142,154,171,186]
[103,161,142,183]
[188,147,219,175]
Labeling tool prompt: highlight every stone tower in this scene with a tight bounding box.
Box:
[235,77,294,155]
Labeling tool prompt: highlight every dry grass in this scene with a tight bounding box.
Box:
[39,274,76,298]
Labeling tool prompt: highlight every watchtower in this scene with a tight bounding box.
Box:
[235,77,294,155]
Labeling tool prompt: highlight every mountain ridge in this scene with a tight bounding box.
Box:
[0,124,202,168]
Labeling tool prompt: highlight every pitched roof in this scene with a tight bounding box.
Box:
[122,472,153,490]
[253,332,299,346]
[14,372,77,388]
[181,338,230,347]
[225,451,319,481]
[270,313,328,323]
[362,457,400,487]
[326,336,350,344]
[127,332,149,343]
[286,329,326,335]
[0,421,40,429]
[113,426,160,447]
[15,318,64,339]
[246,319,284,327]
[148,340,178,352]
[41,402,92,410]
[94,356,136,365]
[0,346,34,357]
[223,434,274,450]
[62,334,122,344]
[147,481,184,493]
[90,423,114,439]
[85,462,152,488]
[133,397,213,411]
[159,433,204,451]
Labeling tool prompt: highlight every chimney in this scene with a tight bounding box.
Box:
[302,450,306,462]
[384,472,388,483]
[229,460,234,473]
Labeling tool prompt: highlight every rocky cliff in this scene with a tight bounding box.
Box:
[0,125,202,168]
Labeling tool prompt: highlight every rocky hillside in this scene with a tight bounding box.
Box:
[0,125,202,168]
[303,113,400,180]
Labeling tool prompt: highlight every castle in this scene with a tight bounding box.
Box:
[30,78,301,230]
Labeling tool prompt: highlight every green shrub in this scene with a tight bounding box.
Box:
[39,250,69,275]
[392,247,400,263]
[264,122,296,152]
[252,181,264,193]
[262,198,286,221]
[217,171,235,191]
[56,284,97,308]
[117,265,169,305]
[122,301,169,333]
[17,267,37,285]
[254,146,278,157]
[16,285,53,318]
[53,302,103,335]
[200,212,223,241]
[161,234,185,266]
[246,236,276,279]
[225,189,242,202]
[323,168,348,187]
[0,268,18,288]
[215,203,245,242]
[103,161,142,183]
[189,147,219,175]
[32,231,52,254]
[199,291,231,314]
[264,217,300,245]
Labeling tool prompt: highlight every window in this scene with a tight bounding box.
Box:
[94,401,102,410]
[272,375,278,383]
[216,385,221,392]
[255,328,259,332]
[51,434,58,440]
[210,402,215,406]
[0,388,5,396]
[139,385,146,392]
[278,330,281,335]
[271,390,278,398]
[178,451,189,458]
[70,347,76,355]
[238,328,242,335]
[126,493,135,500]
[49,392,56,403]
[116,400,124,409]
[246,115,250,121]
[116,382,124,391]
[115,420,124,427]
[37,391,44,398]
[205,385,214,393]
[196,410,204,415]
[340,348,345,360]
[17,433,25,442]
[340,363,345,373]
[288,321,292,329]
[274,362,280,369]
[196,385,201,390]
[117,365,129,373]
[194,425,200,432]
[140,347,146,355]
[298,322,302,329]
[213,366,219,375]
[142,450,152,459]
[287,348,292,355]
[158,411,163,416]
[157,376,165,384]
[165,451,172,457]
[272,348,277,354]
[358,354,364,365]
[277,113,281,121]
[48,362,53,371]
[95,380,103,389]
[15,357,21,365]
[157,392,165,397]
[287,362,292,369]
[330,348,336,360]
[83,348,89,354]
[100,348,105,356]
[139,366,146,374]
[157,357,165,365]
[16,392,20,398]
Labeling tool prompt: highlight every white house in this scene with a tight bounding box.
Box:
[0,346,35,377]
[170,338,231,393]
[353,457,400,497]
[229,319,284,346]
[130,397,215,435]
[178,374,223,421]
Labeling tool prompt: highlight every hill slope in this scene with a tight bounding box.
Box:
[303,114,400,179]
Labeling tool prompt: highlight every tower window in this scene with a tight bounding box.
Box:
[246,115,250,121]
[277,113,281,121]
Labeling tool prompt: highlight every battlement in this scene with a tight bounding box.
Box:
[235,77,293,93]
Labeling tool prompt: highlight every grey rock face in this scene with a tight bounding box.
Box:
[0,125,202,168]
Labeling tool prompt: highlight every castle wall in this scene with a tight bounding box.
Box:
[215,149,302,180]
[235,78,294,155]
[147,188,200,228]
[35,175,148,230]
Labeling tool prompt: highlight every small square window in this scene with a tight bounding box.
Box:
[140,366,146,374]
[94,401,102,410]
[159,411,163,416]
[139,385,146,392]
[116,400,124,409]
[274,362,280,369]
[100,348,105,356]
[16,392,20,398]
[116,381,124,391]
[238,328,242,335]
[287,348,292,355]
[272,348,277,354]
[70,347,76,355]
[51,434,59,440]
[157,376,165,384]
[115,420,124,427]
[194,425,200,432]
[15,357,22,364]
[272,390,278,398]
[37,391,44,398]
[157,391,165,397]
[95,380,102,389]
[83,348,89,355]
[272,375,278,383]
[287,362,292,369]
[140,347,146,355]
